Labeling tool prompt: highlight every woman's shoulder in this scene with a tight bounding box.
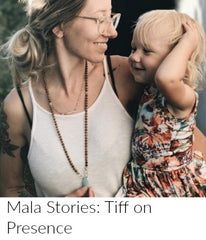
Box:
[110,55,144,100]
[108,55,144,117]
[110,55,130,74]
[3,82,30,113]
[2,82,31,133]
[109,55,134,88]
[3,87,23,114]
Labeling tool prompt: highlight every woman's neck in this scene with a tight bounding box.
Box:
[46,52,86,96]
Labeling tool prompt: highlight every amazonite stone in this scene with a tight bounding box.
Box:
[82,177,90,187]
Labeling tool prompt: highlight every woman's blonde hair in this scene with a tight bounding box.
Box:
[0,0,86,86]
[134,9,206,90]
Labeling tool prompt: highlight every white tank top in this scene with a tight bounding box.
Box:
[28,57,134,197]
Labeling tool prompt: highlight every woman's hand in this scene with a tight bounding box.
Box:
[65,186,95,197]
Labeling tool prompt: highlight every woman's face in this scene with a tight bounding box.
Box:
[61,0,117,62]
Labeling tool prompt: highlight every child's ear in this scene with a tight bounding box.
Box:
[52,24,64,38]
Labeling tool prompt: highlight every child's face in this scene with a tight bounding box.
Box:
[128,24,171,84]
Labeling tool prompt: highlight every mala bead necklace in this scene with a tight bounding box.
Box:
[43,60,89,187]
[49,76,84,115]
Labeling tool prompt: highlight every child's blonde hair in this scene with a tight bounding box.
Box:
[134,9,206,90]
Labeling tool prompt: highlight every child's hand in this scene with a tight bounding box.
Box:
[180,20,199,57]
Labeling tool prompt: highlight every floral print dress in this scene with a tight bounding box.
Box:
[123,85,206,197]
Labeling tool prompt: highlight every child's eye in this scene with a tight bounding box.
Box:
[131,47,136,53]
[143,48,151,54]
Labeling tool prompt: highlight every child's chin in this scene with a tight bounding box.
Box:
[134,77,148,84]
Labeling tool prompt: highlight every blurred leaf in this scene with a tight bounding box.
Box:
[0,0,26,103]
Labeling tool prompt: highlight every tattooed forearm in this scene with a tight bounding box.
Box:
[0,103,19,157]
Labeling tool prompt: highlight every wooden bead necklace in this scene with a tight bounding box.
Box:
[43,61,89,187]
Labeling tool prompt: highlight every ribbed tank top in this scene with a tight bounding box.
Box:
[28,57,134,197]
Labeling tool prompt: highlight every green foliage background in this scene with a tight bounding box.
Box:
[0,0,26,103]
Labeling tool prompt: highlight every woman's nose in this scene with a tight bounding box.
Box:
[101,24,118,39]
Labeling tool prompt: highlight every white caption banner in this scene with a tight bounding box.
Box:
[0,198,205,240]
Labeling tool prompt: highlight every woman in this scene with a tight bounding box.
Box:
[0,0,141,197]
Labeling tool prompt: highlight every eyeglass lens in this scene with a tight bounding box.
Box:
[98,14,120,33]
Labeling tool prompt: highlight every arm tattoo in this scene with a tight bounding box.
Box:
[0,103,19,157]
[19,190,33,197]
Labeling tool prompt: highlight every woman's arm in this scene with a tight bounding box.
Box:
[0,89,31,197]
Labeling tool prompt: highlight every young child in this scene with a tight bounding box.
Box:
[123,9,206,197]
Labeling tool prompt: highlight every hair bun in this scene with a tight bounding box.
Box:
[19,0,47,16]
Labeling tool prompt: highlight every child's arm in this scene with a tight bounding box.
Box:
[155,20,199,118]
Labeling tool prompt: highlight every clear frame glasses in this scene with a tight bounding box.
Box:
[76,13,121,34]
